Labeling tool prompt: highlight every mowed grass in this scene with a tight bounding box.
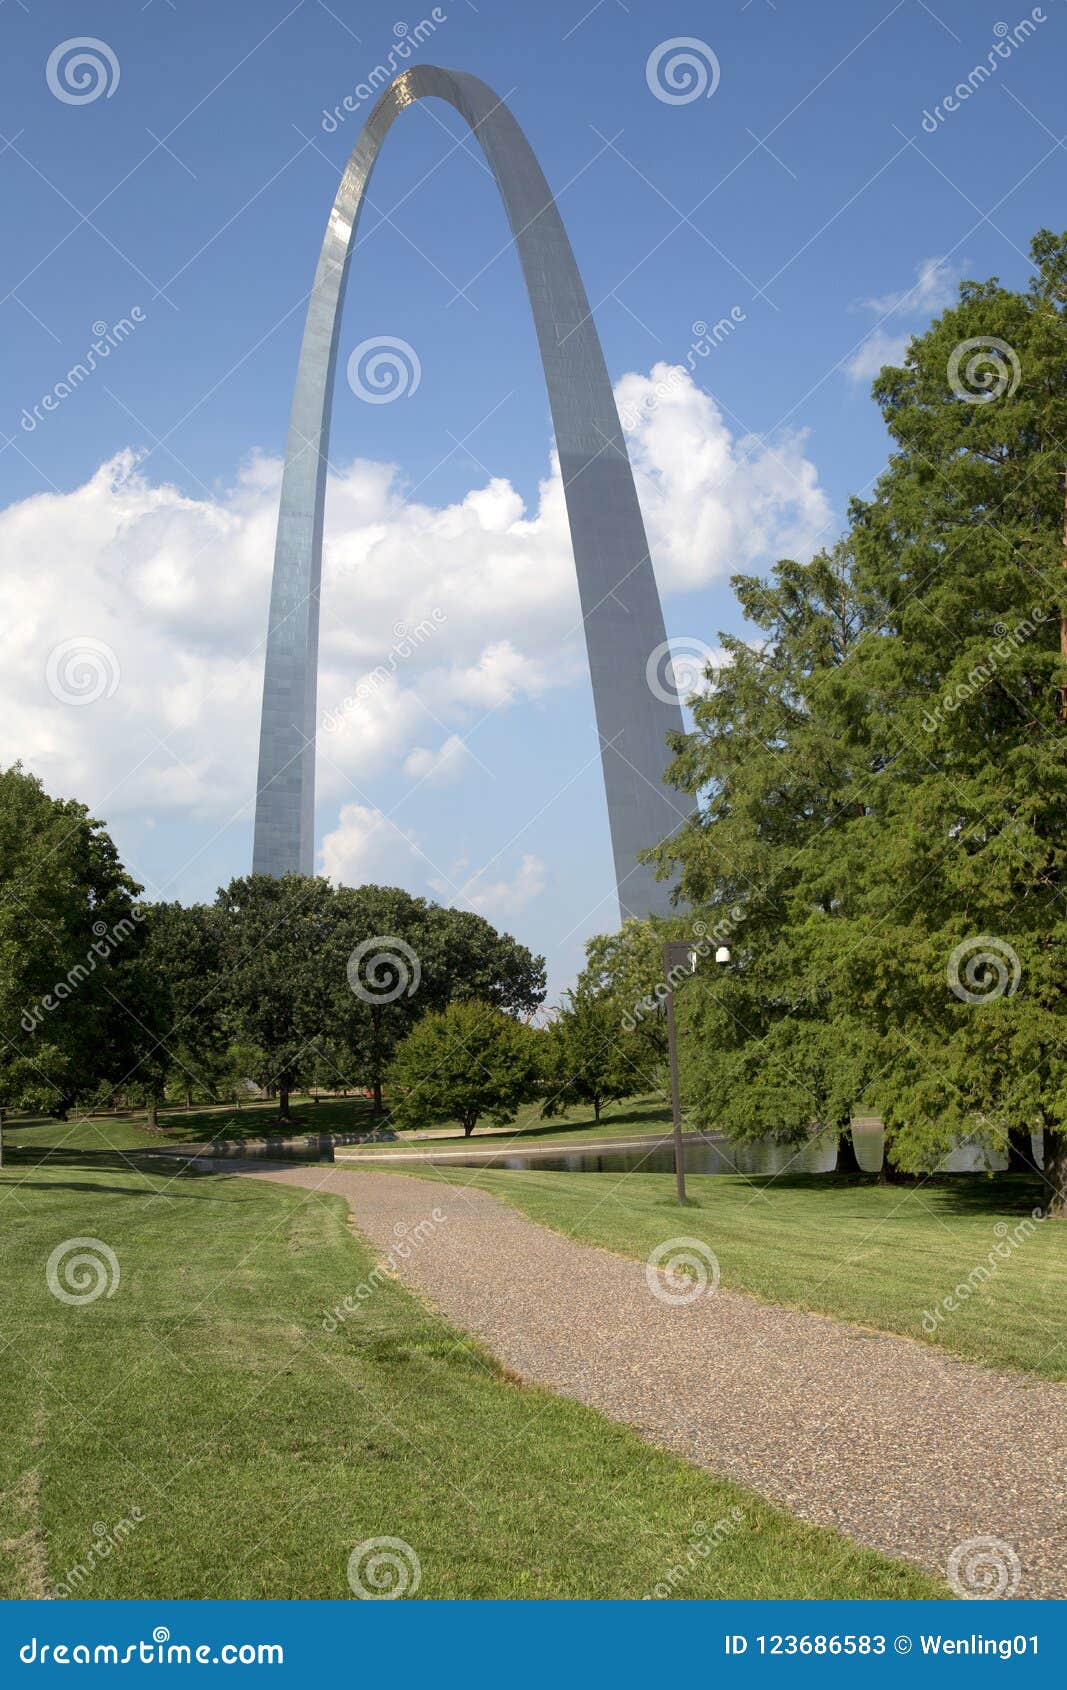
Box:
[2,1092,673,1156]
[0,1159,942,1599]
[416,1166,1067,1383]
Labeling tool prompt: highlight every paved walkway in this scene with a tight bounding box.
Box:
[250,1165,1067,1597]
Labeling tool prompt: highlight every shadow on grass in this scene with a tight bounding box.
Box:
[682,1169,1049,1216]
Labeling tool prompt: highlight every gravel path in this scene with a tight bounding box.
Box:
[250,1165,1067,1597]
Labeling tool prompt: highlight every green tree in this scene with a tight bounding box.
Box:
[389,999,541,1136]
[541,983,642,1122]
[832,232,1067,1204]
[0,764,147,1129]
[648,233,1067,1209]
[217,873,337,1121]
[138,901,228,1112]
[645,543,876,1173]
[325,885,545,1114]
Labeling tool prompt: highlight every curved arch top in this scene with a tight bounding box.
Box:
[253,66,686,919]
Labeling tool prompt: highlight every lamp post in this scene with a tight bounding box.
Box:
[662,940,731,1203]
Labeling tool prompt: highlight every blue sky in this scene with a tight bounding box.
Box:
[2,0,1064,999]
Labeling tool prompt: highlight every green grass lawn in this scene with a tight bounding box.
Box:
[1,1092,672,1157]
[0,1155,942,1599]
[414,1165,1067,1383]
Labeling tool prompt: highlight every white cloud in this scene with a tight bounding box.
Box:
[844,330,912,383]
[319,802,423,885]
[845,257,962,383]
[436,852,548,919]
[0,368,832,857]
[402,732,475,786]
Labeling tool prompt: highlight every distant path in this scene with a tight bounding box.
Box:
[250,1165,1067,1597]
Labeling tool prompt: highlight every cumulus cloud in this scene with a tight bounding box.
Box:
[319,802,424,885]
[0,367,832,896]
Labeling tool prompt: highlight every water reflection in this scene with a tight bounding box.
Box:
[429,1126,1036,1177]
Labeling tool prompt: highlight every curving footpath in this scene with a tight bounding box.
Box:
[250,1165,1067,1597]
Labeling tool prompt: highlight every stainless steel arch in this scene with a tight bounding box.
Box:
[253,65,686,919]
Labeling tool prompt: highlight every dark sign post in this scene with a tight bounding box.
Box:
[662,941,695,1204]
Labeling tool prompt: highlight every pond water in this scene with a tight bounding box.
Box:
[428,1127,1033,1178]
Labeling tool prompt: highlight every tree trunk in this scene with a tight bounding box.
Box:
[1043,1123,1067,1217]
[184,1086,192,1111]
[836,1125,862,1175]
[463,1115,477,1137]
[279,1082,291,1122]
[372,1076,383,1115]
[593,1097,601,1123]
[1007,1125,1035,1174]
[148,1098,159,1130]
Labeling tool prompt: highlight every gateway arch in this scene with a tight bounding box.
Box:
[253,65,685,919]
